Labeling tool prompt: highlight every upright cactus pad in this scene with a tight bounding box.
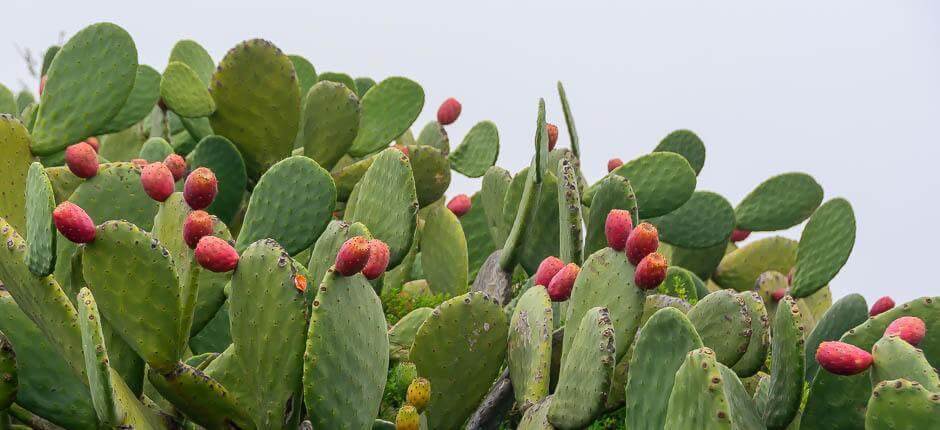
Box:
[169,39,215,85]
[588,152,696,218]
[508,286,553,409]
[803,293,868,383]
[100,64,161,134]
[288,55,317,101]
[653,129,706,175]
[758,296,805,429]
[865,379,940,429]
[25,163,57,276]
[481,166,512,246]
[0,115,32,234]
[75,288,118,426]
[449,120,500,178]
[349,77,424,156]
[417,121,450,153]
[420,201,468,295]
[790,198,856,298]
[297,81,359,170]
[187,135,248,223]
[409,144,452,207]
[730,291,770,377]
[734,172,824,231]
[583,174,637,256]
[161,61,216,118]
[388,307,433,362]
[869,335,940,390]
[649,190,734,249]
[688,289,752,366]
[663,348,733,429]
[317,71,357,94]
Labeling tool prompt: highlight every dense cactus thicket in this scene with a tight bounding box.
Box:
[0,22,935,430]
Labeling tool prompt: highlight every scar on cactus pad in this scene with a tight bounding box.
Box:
[52,201,96,243]
[65,142,99,178]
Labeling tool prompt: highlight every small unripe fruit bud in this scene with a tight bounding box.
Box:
[770,288,788,302]
[546,123,559,151]
[39,75,47,95]
[84,137,100,153]
[362,240,390,280]
[626,222,659,265]
[65,142,99,178]
[53,202,96,243]
[195,236,239,272]
[335,236,371,276]
[406,377,431,412]
[535,256,564,287]
[164,154,187,181]
[131,158,148,169]
[605,209,633,251]
[870,296,895,317]
[885,316,926,346]
[183,210,214,249]
[436,97,461,125]
[634,252,667,289]
[731,229,751,242]
[396,405,420,430]
[446,194,471,217]
[393,144,410,158]
[607,158,623,173]
[140,162,175,202]
[184,167,218,210]
[547,263,580,302]
[816,341,872,376]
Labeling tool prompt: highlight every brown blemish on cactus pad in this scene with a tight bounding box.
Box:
[293,274,307,293]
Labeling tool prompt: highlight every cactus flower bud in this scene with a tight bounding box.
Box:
[816,341,872,376]
[195,236,239,272]
[447,194,471,218]
[546,123,559,151]
[184,167,218,210]
[605,209,633,251]
[885,316,926,346]
[53,202,96,243]
[547,263,580,302]
[362,239,390,280]
[436,97,461,125]
[183,210,214,249]
[65,142,99,178]
[870,296,895,316]
[163,153,187,181]
[335,236,371,276]
[626,222,659,265]
[634,252,668,289]
[731,229,751,242]
[140,162,176,202]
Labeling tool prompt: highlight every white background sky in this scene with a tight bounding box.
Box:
[3,1,938,304]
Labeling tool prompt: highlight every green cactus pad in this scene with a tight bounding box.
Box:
[31,23,138,155]
[713,236,798,291]
[69,163,159,229]
[160,61,215,118]
[354,77,376,98]
[306,220,371,294]
[0,331,14,411]
[288,55,317,101]
[421,200,469,295]
[658,266,701,303]
[388,307,433,362]
[508,286,553,409]
[99,123,148,161]
[75,288,118,425]
[790,198,856,298]
[664,347,733,429]
[730,291,770,377]
[865,379,940,429]
[298,81,360,170]
[44,166,82,203]
[583,174,637,256]
[236,156,335,255]
[501,167,560,273]
[734,173,824,231]
[209,39,300,179]
[688,289,752,367]
[317,71,357,93]
[137,136,172,162]
[169,40,214,85]
[180,116,213,143]
[624,307,704,430]
[409,145,452,207]
[187,135,247,223]
[804,293,868,383]
[756,296,805,428]
[0,85,15,114]
[462,192,497,281]
[649,191,734,249]
[304,270,388,429]
[345,148,417,267]
[148,361,255,430]
[481,166,511,246]
[99,65,161,134]
[717,363,767,429]
[0,115,31,235]
[190,300,233,355]
[332,156,373,201]
[449,120,500,178]
[556,157,584,264]
[349,77,424,157]
[654,129,706,175]
[24,163,56,276]
[411,292,508,429]
[557,81,580,157]
[586,152,696,218]
[417,120,450,154]
[660,241,729,282]
[16,90,36,114]
[870,335,940,390]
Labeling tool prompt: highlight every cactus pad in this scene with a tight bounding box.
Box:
[298,81,359,170]
[288,55,317,101]
[589,152,696,218]
[653,129,706,175]
[409,145,452,207]
[349,77,424,156]
[187,135,247,223]
[865,379,940,429]
[76,288,118,425]
[388,307,433,362]
[508,285,553,409]
[100,65,161,134]
[0,115,31,234]
[25,163,57,275]
[758,296,805,429]
[417,120,450,153]
[161,61,215,118]
[803,293,868,383]
[449,120,500,178]
[317,71,357,93]
[790,198,856,298]
[734,172,824,231]
[663,347,733,429]
[730,291,770,377]
[420,202,468,295]
[869,335,940,390]
[169,40,214,85]
[687,289,752,367]
[649,191,734,249]
[583,174,637,256]
[713,236,797,291]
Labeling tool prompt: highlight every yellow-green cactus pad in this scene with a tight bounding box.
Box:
[298,81,359,170]
[713,236,798,292]
[169,39,214,85]
[161,61,215,118]
[0,115,32,234]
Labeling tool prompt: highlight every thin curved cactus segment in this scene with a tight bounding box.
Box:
[869,335,940,390]
[663,348,733,429]
[100,65,161,134]
[139,136,173,162]
[790,198,856,298]
[518,395,554,430]
[349,77,424,156]
[562,248,645,365]
[160,61,215,118]
[417,120,450,153]
[75,288,118,426]
[734,172,824,231]
[298,81,359,170]
[303,270,388,429]
[649,191,734,249]
[0,115,31,234]
[584,174,637,256]
[148,361,255,430]
[716,363,767,429]
[25,163,56,276]
[169,39,214,85]
[209,39,300,179]
[411,292,508,429]
[757,296,805,429]
[730,291,770,378]
[317,71,357,94]
[556,157,583,264]
[345,148,418,267]
[188,135,247,223]
[0,85,15,114]
[624,307,703,430]
[548,307,615,429]
[388,307,433,362]
[804,293,868,383]
[481,166,511,246]
[586,152,696,218]
[236,156,335,255]
[81,220,182,372]
[501,166,559,273]
[508,286,553,409]
[288,55,317,103]
[306,220,370,295]
[687,289,752,367]
[420,201,468,295]
[654,129,706,175]
[31,23,138,155]
[714,236,798,291]
[409,145,452,207]
[865,379,940,429]
[461,192,496,281]
[557,81,580,157]
[449,120,499,178]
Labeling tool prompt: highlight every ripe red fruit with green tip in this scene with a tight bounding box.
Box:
[195,236,239,272]
[362,240,390,280]
[52,202,96,243]
[605,209,633,251]
[547,263,580,302]
[131,158,148,169]
[870,296,895,316]
[164,153,187,181]
[731,229,751,242]
[626,222,659,265]
[65,142,99,178]
[634,252,668,289]
[183,210,214,249]
[335,236,371,276]
[535,256,564,287]
[184,167,218,210]
[546,123,559,151]
[446,194,471,218]
[84,137,100,153]
[436,97,461,125]
[140,162,175,202]
[770,288,788,302]
[885,316,926,346]
[816,341,873,376]
[607,158,623,173]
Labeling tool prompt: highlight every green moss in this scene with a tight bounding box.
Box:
[381,284,447,325]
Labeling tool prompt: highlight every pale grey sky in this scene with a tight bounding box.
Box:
[4,0,938,303]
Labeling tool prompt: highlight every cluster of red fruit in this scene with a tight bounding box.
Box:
[816,313,926,376]
[333,236,390,280]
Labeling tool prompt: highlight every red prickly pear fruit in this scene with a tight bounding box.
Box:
[396,405,420,430]
[39,75,47,95]
[770,287,788,302]
[293,274,307,293]
[140,162,176,202]
[447,194,471,218]
[163,154,187,181]
[65,142,99,178]
[393,144,410,158]
[626,222,659,265]
[362,240,390,280]
[546,123,559,151]
[605,209,633,251]
[870,296,895,316]
[52,202,96,243]
[634,252,668,290]
[84,137,100,153]
[436,97,461,125]
[535,256,564,287]
[607,158,623,173]
[183,210,214,249]
[731,229,751,242]
[815,341,873,376]
[184,167,218,210]
[547,263,580,302]
[885,316,926,346]
[194,236,239,272]
[334,236,371,276]
[131,158,148,169]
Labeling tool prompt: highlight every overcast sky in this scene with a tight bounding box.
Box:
[3,0,938,304]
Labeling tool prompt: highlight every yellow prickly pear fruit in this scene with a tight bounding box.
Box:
[396,405,420,430]
[406,377,431,412]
